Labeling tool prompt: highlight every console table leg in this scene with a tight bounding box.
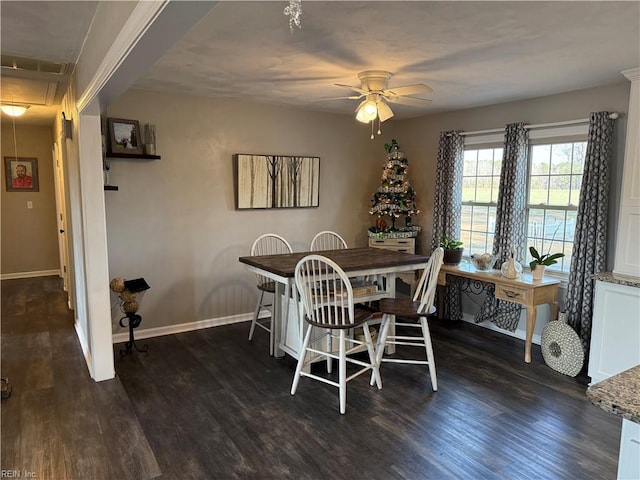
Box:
[524,306,537,363]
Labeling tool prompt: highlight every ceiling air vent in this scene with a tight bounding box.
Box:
[1,54,68,75]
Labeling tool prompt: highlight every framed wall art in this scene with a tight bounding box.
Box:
[235,154,320,209]
[107,118,143,154]
[4,157,39,192]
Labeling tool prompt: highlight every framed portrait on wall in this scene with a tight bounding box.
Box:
[4,157,39,192]
[107,118,143,154]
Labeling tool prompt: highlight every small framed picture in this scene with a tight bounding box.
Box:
[4,157,39,192]
[107,118,143,154]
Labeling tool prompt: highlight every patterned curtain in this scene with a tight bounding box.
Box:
[475,123,529,331]
[431,131,464,320]
[566,112,614,355]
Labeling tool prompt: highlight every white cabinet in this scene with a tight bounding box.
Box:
[368,237,415,254]
[369,237,417,293]
[618,419,640,480]
[588,279,640,384]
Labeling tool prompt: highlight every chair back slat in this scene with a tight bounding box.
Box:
[251,234,293,286]
[295,254,355,328]
[310,231,348,252]
[413,247,444,315]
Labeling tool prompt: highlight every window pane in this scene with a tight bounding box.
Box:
[565,210,577,242]
[550,143,574,174]
[543,210,566,243]
[549,176,571,205]
[572,143,586,174]
[463,151,477,175]
[462,177,477,202]
[529,176,549,204]
[528,208,545,239]
[477,149,495,175]
[476,177,492,202]
[531,145,550,174]
[472,207,488,230]
[470,232,489,254]
[491,175,500,202]
[570,175,582,205]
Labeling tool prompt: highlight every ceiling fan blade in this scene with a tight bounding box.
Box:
[386,96,432,107]
[377,100,394,122]
[334,83,369,95]
[314,94,364,102]
[383,84,433,96]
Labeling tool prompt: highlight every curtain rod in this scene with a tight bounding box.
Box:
[457,112,619,137]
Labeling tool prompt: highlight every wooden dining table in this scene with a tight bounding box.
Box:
[239,247,429,360]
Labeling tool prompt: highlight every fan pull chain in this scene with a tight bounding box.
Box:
[12,114,19,161]
[377,117,382,135]
[370,120,374,140]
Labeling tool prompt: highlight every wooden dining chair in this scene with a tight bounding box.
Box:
[309,231,348,251]
[291,254,382,414]
[248,233,293,355]
[371,247,444,391]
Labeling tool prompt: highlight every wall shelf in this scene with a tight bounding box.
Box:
[106,152,161,160]
[104,185,119,191]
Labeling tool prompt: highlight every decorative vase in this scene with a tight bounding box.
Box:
[500,245,522,279]
[532,265,546,280]
[144,143,156,155]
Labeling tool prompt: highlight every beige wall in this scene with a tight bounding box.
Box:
[1,123,59,274]
[105,82,631,334]
[105,89,382,331]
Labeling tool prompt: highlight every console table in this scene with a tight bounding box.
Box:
[437,264,560,363]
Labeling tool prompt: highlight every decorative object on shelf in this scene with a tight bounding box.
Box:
[143,123,156,155]
[440,236,464,265]
[529,245,564,281]
[235,154,319,209]
[110,276,151,356]
[107,118,143,155]
[470,253,496,271]
[4,156,39,192]
[370,139,420,231]
[501,245,523,279]
[541,312,584,377]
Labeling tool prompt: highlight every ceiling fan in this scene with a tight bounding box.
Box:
[323,70,432,137]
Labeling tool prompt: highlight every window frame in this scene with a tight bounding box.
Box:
[460,123,589,279]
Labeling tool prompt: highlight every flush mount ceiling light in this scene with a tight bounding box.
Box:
[1,105,30,117]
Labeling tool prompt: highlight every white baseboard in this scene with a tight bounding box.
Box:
[111,311,267,344]
[1,269,60,280]
[460,312,542,345]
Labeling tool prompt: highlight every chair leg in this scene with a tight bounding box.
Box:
[248,290,265,341]
[326,328,333,373]
[291,324,313,395]
[363,323,382,389]
[339,330,347,414]
[420,316,438,391]
[370,315,390,386]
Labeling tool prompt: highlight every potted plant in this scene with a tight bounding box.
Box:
[529,246,564,280]
[440,236,464,265]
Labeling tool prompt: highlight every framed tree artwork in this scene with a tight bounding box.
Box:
[234,154,320,209]
[107,118,143,154]
[4,157,39,192]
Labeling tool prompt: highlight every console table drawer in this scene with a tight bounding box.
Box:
[495,285,529,305]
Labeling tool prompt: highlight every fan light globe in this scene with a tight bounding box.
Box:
[356,99,378,123]
[1,105,29,117]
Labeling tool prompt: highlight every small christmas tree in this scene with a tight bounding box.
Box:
[370,139,420,231]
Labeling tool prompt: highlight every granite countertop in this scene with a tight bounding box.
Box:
[593,271,640,288]
[587,365,640,424]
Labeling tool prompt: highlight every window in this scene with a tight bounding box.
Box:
[460,147,502,255]
[461,138,587,276]
[526,141,586,273]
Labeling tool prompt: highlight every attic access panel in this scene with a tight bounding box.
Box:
[234,154,320,209]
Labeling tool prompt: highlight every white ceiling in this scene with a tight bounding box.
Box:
[2,1,639,126]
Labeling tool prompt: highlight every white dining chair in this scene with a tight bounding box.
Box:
[248,233,293,355]
[309,231,348,251]
[291,254,382,414]
[371,247,444,391]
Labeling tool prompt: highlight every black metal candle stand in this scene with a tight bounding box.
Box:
[119,313,148,356]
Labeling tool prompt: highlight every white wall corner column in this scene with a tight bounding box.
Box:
[613,68,640,277]
[77,114,114,381]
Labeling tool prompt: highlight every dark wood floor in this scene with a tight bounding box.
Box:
[2,276,621,479]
